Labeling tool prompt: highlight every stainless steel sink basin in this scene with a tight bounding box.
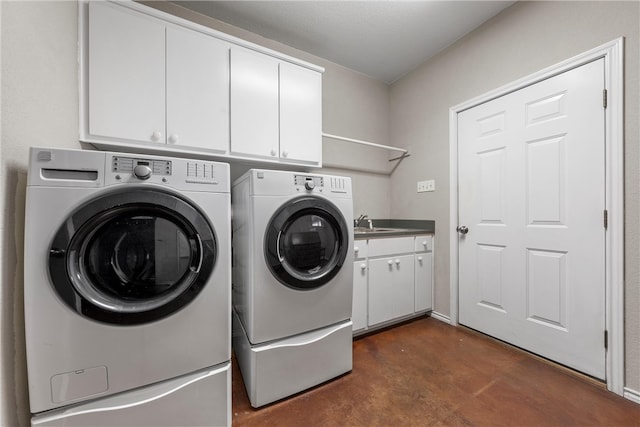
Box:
[353,226,412,233]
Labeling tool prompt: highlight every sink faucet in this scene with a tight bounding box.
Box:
[355,214,372,229]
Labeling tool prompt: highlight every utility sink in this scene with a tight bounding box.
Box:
[353,226,412,234]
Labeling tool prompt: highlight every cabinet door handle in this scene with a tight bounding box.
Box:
[168,133,179,144]
[360,263,366,270]
[417,256,423,262]
[282,150,289,158]
[354,246,359,253]
[395,259,401,265]
[422,240,428,247]
[150,131,163,142]
[387,260,393,266]
[270,148,277,156]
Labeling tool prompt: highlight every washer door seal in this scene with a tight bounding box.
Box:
[48,188,216,325]
[264,196,349,290]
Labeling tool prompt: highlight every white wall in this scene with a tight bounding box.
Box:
[2,2,80,425]
[0,1,391,425]
[389,1,640,393]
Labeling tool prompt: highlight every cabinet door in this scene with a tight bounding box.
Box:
[230,47,279,158]
[280,62,322,164]
[88,2,165,143]
[352,261,368,332]
[415,253,433,312]
[368,255,414,326]
[166,26,229,153]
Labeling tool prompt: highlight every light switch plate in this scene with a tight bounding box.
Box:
[417,180,435,193]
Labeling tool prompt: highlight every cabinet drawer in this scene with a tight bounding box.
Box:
[414,235,433,252]
[368,236,414,257]
[353,240,368,260]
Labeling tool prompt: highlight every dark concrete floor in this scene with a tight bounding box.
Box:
[232,316,640,426]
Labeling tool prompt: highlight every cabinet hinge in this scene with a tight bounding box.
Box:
[604,209,608,229]
[603,89,608,109]
[604,330,608,349]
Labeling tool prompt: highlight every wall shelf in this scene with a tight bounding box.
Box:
[322,133,410,161]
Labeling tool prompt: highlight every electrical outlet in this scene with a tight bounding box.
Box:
[417,180,435,193]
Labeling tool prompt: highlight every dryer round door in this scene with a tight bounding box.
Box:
[264,196,349,290]
[48,188,216,325]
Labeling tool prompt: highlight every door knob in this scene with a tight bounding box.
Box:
[456,225,469,235]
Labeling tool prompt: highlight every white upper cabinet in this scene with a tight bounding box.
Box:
[230,47,279,159]
[280,62,322,163]
[230,47,323,164]
[166,26,229,153]
[81,1,323,166]
[88,1,165,143]
[87,1,229,153]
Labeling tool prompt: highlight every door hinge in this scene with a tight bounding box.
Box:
[604,330,608,349]
[603,89,608,109]
[604,209,608,229]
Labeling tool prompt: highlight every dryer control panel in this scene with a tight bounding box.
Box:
[294,174,349,194]
[247,169,350,197]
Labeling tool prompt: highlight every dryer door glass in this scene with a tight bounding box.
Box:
[49,189,216,325]
[265,196,349,290]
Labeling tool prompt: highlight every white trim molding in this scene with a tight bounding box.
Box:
[449,38,625,396]
[429,311,452,325]
[623,388,640,405]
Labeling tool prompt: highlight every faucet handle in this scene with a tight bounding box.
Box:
[355,214,368,227]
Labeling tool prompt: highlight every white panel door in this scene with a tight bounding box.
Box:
[88,2,165,143]
[230,47,279,159]
[166,26,229,153]
[458,59,606,379]
[280,62,322,163]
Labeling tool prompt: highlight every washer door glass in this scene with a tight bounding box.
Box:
[265,196,349,290]
[49,189,216,325]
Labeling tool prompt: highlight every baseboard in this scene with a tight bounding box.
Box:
[429,311,451,324]
[624,387,640,404]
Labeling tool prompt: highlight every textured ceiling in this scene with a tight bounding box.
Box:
[177,1,515,83]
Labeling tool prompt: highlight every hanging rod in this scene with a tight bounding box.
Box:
[322,132,409,156]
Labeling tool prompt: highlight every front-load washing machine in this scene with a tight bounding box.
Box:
[232,169,354,407]
[24,147,231,426]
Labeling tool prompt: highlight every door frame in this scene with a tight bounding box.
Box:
[448,38,624,395]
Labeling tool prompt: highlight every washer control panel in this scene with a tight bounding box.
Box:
[112,156,172,178]
[186,161,218,184]
[295,175,323,191]
[108,155,227,191]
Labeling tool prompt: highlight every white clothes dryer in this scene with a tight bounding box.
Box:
[232,169,354,407]
[24,147,231,425]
